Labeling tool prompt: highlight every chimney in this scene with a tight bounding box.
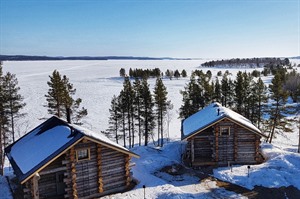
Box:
[217,108,220,116]
[66,108,71,123]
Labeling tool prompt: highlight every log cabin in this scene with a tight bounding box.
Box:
[5,116,139,199]
[181,102,267,167]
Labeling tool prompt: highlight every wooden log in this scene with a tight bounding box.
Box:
[125,155,131,186]
[39,166,66,175]
[191,139,194,163]
[215,125,219,162]
[97,144,104,193]
[70,147,78,199]
[31,173,40,199]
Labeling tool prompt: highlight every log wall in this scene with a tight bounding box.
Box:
[185,119,262,166]
[22,138,132,199]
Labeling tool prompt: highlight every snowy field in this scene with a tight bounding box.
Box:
[1,59,300,198]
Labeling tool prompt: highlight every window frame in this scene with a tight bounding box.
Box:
[219,126,231,136]
[76,148,90,162]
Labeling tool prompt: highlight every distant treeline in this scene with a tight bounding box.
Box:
[120,68,187,79]
[201,57,290,68]
[0,55,179,61]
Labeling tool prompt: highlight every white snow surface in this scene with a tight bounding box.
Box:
[182,102,262,138]
[70,122,134,155]
[9,125,73,174]
[1,59,300,198]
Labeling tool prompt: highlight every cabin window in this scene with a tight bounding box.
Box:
[220,126,230,136]
[76,148,90,161]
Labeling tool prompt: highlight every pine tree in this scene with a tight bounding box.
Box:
[179,74,203,119]
[45,70,87,124]
[107,95,121,144]
[0,64,8,175]
[213,78,222,103]
[153,78,169,147]
[45,70,65,117]
[2,72,26,142]
[0,63,26,175]
[221,74,234,107]
[181,69,187,78]
[252,78,268,129]
[268,72,289,143]
[133,78,143,146]
[174,70,181,79]
[234,71,244,113]
[140,78,155,146]
[118,91,127,148]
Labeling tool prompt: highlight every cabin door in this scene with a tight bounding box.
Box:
[56,171,65,196]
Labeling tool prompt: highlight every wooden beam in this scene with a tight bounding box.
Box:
[191,139,194,163]
[39,166,66,175]
[125,155,131,186]
[215,125,219,162]
[31,173,40,199]
[97,144,104,193]
[255,135,260,162]
[233,125,238,161]
[70,147,78,199]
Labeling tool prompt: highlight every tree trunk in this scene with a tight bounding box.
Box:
[0,126,4,175]
[161,111,164,147]
[127,112,131,148]
[122,111,126,148]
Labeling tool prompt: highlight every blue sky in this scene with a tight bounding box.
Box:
[0,0,299,58]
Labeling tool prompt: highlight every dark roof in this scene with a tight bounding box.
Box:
[5,116,139,184]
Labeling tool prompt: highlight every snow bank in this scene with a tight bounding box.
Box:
[214,143,300,190]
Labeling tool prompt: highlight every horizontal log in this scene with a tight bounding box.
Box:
[102,170,125,178]
[102,159,125,167]
[104,180,127,191]
[40,166,66,175]
[102,175,125,185]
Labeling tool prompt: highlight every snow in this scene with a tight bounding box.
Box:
[70,122,135,155]
[182,102,262,138]
[9,125,73,174]
[214,143,300,190]
[1,59,300,198]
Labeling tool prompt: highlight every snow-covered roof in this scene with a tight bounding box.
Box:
[5,116,138,184]
[182,102,266,140]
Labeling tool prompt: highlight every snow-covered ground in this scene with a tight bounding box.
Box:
[1,59,300,198]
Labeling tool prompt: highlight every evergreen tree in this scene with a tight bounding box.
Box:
[153,78,169,147]
[0,64,8,175]
[2,72,26,142]
[268,72,289,143]
[45,70,87,124]
[213,78,222,103]
[107,95,121,144]
[252,78,268,129]
[234,71,244,113]
[284,70,300,102]
[179,74,203,119]
[140,78,155,146]
[0,64,26,175]
[133,78,143,146]
[221,74,234,107]
[45,70,65,117]
[181,69,187,78]
[118,91,127,148]
[120,68,126,77]
[174,70,181,79]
